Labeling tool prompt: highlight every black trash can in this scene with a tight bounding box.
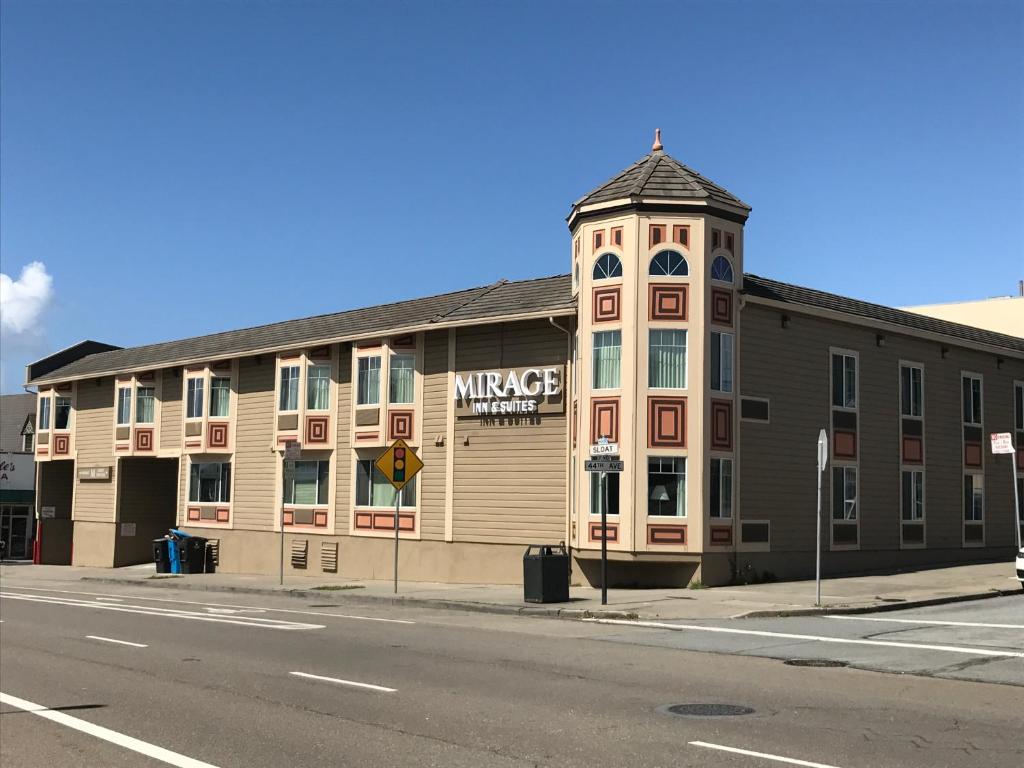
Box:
[523,544,570,603]
[176,536,210,574]
[152,538,171,574]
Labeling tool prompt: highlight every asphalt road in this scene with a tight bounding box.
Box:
[1,581,1021,768]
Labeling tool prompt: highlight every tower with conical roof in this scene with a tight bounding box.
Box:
[567,130,751,585]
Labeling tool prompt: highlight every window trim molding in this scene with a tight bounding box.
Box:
[899,467,926,550]
[961,370,983,427]
[830,463,860,551]
[962,472,985,548]
[829,347,859,413]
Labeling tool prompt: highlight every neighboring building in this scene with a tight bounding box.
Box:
[903,289,1024,339]
[25,134,1024,584]
[1,393,37,560]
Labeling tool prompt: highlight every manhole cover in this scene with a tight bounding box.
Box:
[784,658,847,668]
[659,703,755,718]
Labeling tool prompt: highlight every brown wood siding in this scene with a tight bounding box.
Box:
[419,330,448,540]
[740,304,1024,555]
[233,356,276,531]
[160,367,182,450]
[334,344,352,534]
[452,320,568,544]
[74,380,117,523]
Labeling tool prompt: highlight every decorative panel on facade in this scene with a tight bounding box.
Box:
[834,430,857,459]
[592,229,604,252]
[305,415,329,444]
[648,525,686,544]
[207,422,229,449]
[649,224,665,248]
[388,410,414,441]
[964,442,982,468]
[902,436,923,464]
[590,398,620,443]
[134,428,154,452]
[589,522,618,542]
[648,397,686,448]
[710,526,733,545]
[53,434,70,456]
[710,399,733,451]
[649,284,688,321]
[711,288,733,326]
[592,286,621,323]
[610,226,623,247]
[672,225,689,247]
[355,512,416,532]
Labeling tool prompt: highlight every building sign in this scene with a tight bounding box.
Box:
[0,451,34,491]
[40,506,56,518]
[77,466,112,481]
[454,366,564,417]
[990,432,1015,455]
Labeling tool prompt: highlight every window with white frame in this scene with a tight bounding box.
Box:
[283,460,329,505]
[305,365,331,411]
[901,470,924,521]
[832,466,857,521]
[189,462,231,504]
[590,471,619,516]
[135,386,155,424]
[54,397,72,430]
[38,398,51,431]
[355,458,417,507]
[962,375,982,425]
[117,388,132,426]
[648,329,686,389]
[900,364,923,418]
[648,457,685,516]
[710,458,733,518]
[649,250,688,277]
[592,253,622,280]
[210,377,231,417]
[186,378,204,419]
[279,366,300,412]
[357,356,381,405]
[831,353,857,409]
[389,354,415,404]
[593,331,621,389]
[710,255,733,283]
[963,474,983,522]
[711,331,734,393]
[23,432,34,452]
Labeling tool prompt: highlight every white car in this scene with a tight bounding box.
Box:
[1017,547,1024,589]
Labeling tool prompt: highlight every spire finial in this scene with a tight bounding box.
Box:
[652,128,663,152]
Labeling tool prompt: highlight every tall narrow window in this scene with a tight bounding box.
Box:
[210,377,231,417]
[900,365,923,417]
[710,458,733,518]
[189,462,231,503]
[357,357,381,406]
[1015,382,1023,431]
[593,331,621,389]
[284,460,329,505]
[963,475,984,522]
[832,466,858,521]
[962,376,982,425]
[135,386,155,424]
[711,331,734,393]
[279,366,300,411]
[356,458,417,507]
[648,329,686,389]
[23,433,34,452]
[389,354,415,404]
[117,388,132,426]
[590,471,620,516]
[38,398,51,431]
[831,353,857,408]
[306,366,330,411]
[186,378,204,419]
[648,457,685,516]
[901,470,924,521]
[54,397,72,430]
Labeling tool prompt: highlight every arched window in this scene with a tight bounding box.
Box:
[649,250,688,277]
[593,253,623,280]
[711,255,734,283]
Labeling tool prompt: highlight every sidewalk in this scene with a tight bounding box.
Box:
[2,561,1018,620]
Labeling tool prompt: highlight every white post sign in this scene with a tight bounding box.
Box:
[990,433,1021,549]
[815,429,828,607]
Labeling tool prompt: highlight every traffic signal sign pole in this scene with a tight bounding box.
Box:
[374,439,423,596]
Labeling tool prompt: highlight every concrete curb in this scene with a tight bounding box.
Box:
[733,587,1019,619]
[78,576,642,621]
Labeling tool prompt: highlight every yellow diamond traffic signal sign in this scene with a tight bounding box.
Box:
[374,439,423,492]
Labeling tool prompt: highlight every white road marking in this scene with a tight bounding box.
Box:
[86,635,148,648]
[95,597,123,602]
[4,585,415,624]
[289,671,397,693]
[690,741,844,768]
[827,615,1024,630]
[0,592,323,631]
[584,617,1024,658]
[0,691,220,768]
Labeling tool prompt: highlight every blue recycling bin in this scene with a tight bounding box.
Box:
[166,529,191,574]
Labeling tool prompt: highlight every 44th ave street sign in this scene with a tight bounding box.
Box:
[375,439,424,491]
[585,459,624,473]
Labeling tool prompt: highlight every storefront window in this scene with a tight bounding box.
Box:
[389,354,415,404]
[593,331,621,390]
[117,388,132,425]
[210,377,231,417]
[590,471,619,516]
[279,366,300,411]
[283,460,329,505]
[189,462,231,503]
[357,356,381,405]
[355,459,416,507]
[54,397,72,430]
[135,386,155,424]
[648,457,685,516]
[649,330,686,389]
[306,365,331,411]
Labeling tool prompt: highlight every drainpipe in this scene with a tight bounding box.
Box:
[549,316,574,580]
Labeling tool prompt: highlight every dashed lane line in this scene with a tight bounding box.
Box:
[85,635,148,648]
[690,740,845,768]
[289,671,397,693]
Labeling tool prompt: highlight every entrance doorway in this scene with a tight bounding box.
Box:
[1,504,33,560]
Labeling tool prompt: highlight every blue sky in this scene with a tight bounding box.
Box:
[1,0,1021,393]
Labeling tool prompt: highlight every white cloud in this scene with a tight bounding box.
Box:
[1,261,53,334]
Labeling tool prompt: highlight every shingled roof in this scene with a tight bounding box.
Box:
[27,274,575,385]
[571,149,751,215]
[743,274,1024,354]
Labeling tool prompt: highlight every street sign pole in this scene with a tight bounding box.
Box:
[601,470,608,606]
[1012,450,1022,551]
[394,486,402,594]
[375,439,423,597]
[816,429,828,607]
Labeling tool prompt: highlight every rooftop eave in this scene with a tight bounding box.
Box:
[567,196,750,230]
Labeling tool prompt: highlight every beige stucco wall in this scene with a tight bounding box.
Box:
[902,296,1023,338]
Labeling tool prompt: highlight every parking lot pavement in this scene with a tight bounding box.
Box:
[588,595,1024,686]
